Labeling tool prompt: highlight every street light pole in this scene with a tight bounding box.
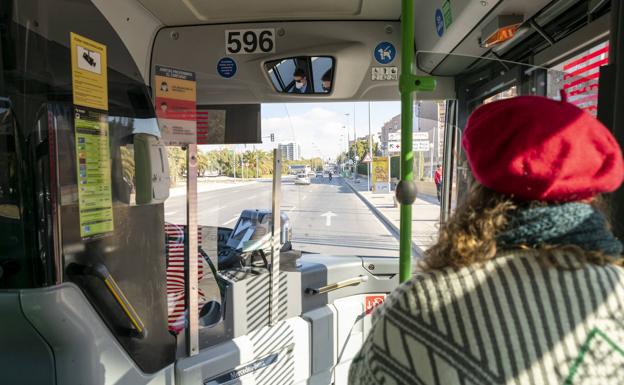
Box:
[353,105,357,181]
[368,101,372,191]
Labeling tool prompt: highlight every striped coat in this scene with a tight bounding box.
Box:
[349,250,624,384]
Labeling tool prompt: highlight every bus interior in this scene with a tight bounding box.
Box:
[1,0,623,384]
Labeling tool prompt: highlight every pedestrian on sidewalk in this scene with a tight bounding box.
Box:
[434,164,443,202]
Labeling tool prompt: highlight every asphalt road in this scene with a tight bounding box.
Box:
[164,176,399,257]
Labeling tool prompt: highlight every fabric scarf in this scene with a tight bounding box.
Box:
[496,202,623,256]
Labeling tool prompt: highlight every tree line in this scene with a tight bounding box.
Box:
[167,147,326,186]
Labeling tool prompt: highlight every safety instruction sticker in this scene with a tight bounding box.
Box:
[374,42,396,64]
[74,107,114,238]
[70,32,108,111]
[365,295,386,314]
[217,57,237,79]
[155,65,197,145]
[372,67,398,81]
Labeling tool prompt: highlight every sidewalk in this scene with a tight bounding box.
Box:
[344,177,440,257]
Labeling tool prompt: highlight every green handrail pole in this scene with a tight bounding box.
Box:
[399,0,415,283]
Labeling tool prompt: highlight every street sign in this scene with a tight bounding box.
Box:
[413,140,430,152]
[388,141,401,153]
[362,153,372,163]
[388,132,429,141]
[413,132,429,140]
[389,141,430,152]
[388,132,401,141]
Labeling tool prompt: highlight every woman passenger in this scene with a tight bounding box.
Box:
[349,95,624,384]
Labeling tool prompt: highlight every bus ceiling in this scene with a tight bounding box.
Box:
[88,0,611,103]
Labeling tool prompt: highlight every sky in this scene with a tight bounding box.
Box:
[229,101,401,159]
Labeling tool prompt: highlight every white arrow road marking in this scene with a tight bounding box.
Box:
[321,211,337,226]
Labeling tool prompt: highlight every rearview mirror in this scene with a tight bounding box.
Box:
[265,56,334,94]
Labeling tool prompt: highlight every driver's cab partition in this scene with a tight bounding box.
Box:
[162,144,400,383]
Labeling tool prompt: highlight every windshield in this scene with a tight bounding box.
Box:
[164,102,417,259]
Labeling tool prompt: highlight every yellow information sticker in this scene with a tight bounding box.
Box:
[70,32,108,111]
[372,156,390,194]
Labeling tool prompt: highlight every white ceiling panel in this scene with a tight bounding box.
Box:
[137,0,401,26]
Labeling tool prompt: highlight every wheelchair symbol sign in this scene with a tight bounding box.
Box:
[374,42,396,64]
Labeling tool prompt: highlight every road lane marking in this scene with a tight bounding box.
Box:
[320,211,337,226]
[221,216,239,226]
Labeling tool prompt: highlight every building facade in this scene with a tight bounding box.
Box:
[379,101,447,178]
[278,142,301,161]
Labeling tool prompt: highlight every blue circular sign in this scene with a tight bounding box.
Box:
[373,42,396,64]
[435,9,445,37]
[217,57,237,79]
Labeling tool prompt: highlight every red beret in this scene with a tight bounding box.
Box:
[462,96,624,201]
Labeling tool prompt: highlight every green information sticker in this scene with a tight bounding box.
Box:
[442,0,453,29]
[74,107,114,237]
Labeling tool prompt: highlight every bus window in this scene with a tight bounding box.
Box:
[548,41,609,116]
[0,103,29,288]
[416,52,599,218]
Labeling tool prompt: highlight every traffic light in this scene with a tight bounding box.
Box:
[270,133,275,142]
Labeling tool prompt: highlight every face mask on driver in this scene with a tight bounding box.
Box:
[295,81,305,89]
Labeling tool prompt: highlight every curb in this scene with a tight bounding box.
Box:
[343,178,423,257]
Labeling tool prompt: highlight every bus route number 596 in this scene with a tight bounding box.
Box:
[225,29,275,54]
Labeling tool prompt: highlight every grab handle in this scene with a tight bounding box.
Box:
[70,263,147,339]
[305,275,369,295]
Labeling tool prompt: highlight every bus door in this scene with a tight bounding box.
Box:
[415,50,611,217]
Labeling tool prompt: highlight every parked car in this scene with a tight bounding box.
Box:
[316,171,324,177]
[295,173,311,185]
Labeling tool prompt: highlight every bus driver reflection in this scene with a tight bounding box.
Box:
[292,68,310,94]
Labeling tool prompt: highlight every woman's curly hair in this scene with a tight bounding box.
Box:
[420,181,622,271]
